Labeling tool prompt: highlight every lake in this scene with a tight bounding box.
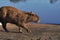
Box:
[0,0,60,24]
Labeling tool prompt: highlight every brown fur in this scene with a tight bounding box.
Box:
[0,6,40,33]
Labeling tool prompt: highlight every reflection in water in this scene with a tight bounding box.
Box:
[10,0,26,3]
[50,0,58,4]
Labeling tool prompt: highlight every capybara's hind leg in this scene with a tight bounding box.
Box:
[19,27,23,33]
[2,22,9,32]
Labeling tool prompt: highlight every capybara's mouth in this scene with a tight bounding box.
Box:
[37,20,40,23]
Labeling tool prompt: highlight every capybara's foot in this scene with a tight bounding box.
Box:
[19,30,23,33]
[5,30,9,32]
[27,29,31,33]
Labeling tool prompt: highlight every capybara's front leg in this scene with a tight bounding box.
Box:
[21,24,31,33]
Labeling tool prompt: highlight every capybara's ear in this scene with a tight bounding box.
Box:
[27,11,32,16]
[29,11,35,14]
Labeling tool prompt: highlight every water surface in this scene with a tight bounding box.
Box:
[0,0,60,24]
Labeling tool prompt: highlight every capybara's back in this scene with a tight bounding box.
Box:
[0,6,28,24]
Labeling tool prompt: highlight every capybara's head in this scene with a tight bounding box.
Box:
[27,11,40,23]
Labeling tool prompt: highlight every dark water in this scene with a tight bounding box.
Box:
[0,0,60,24]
